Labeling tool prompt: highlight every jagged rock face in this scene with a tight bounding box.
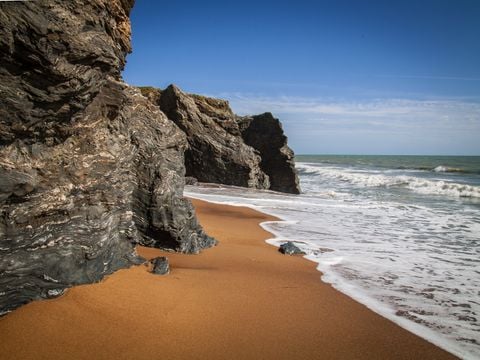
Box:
[0,0,134,146]
[123,88,214,254]
[155,85,271,189]
[141,85,300,194]
[0,1,214,315]
[238,113,300,194]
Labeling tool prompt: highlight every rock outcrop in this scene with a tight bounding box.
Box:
[0,0,214,315]
[153,85,270,189]
[0,0,300,315]
[0,0,133,146]
[238,113,300,194]
[140,86,300,194]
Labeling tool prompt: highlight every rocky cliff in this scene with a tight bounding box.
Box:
[155,85,270,189]
[0,0,300,315]
[237,113,300,194]
[0,0,214,315]
[140,86,300,193]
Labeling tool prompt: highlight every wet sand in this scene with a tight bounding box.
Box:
[0,198,457,359]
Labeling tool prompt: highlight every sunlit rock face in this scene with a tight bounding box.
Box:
[140,85,300,194]
[0,0,214,315]
[156,85,271,189]
[237,113,300,194]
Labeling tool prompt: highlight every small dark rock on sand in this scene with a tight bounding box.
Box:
[279,242,306,255]
[150,257,170,275]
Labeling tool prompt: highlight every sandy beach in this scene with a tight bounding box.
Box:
[0,199,456,360]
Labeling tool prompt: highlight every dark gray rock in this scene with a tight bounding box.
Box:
[0,0,300,316]
[150,257,170,275]
[237,113,300,194]
[122,87,215,254]
[141,85,300,194]
[279,242,306,255]
[0,0,214,315]
[155,85,270,189]
[0,0,134,146]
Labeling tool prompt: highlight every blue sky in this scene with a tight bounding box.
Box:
[123,0,480,155]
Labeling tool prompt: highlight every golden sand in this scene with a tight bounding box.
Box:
[0,199,456,359]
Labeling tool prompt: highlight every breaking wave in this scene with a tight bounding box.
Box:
[298,163,480,198]
[187,155,480,359]
[432,165,467,173]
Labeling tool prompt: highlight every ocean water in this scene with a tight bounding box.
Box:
[185,155,480,359]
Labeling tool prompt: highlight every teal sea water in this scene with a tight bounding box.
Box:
[298,155,480,174]
[186,155,480,359]
[297,154,480,205]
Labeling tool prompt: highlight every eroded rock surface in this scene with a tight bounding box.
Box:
[0,0,133,146]
[238,113,300,194]
[140,86,300,194]
[153,85,271,189]
[0,0,214,315]
[0,0,300,315]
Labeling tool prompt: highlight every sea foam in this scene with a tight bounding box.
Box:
[185,157,480,359]
[298,163,480,198]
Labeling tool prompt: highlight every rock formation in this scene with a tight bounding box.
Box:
[0,0,300,315]
[153,85,270,189]
[140,86,300,194]
[0,0,214,315]
[238,113,300,194]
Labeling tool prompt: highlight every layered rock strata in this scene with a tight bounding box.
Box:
[156,85,270,189]
[0,0,300,315]
[0,0,214,315]
[237,113,300,194]
[140,86,300,194]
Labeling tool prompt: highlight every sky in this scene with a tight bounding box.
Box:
[123,0,480,155]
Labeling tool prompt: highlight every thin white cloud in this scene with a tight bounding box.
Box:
[215,93,480,132]
[375,75,480,82]
[205,92,480,154]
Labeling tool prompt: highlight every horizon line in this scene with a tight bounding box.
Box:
[295,153,480,157]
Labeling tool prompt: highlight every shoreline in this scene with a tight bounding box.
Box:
[186,192,468,359]
[0,198,456,359]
